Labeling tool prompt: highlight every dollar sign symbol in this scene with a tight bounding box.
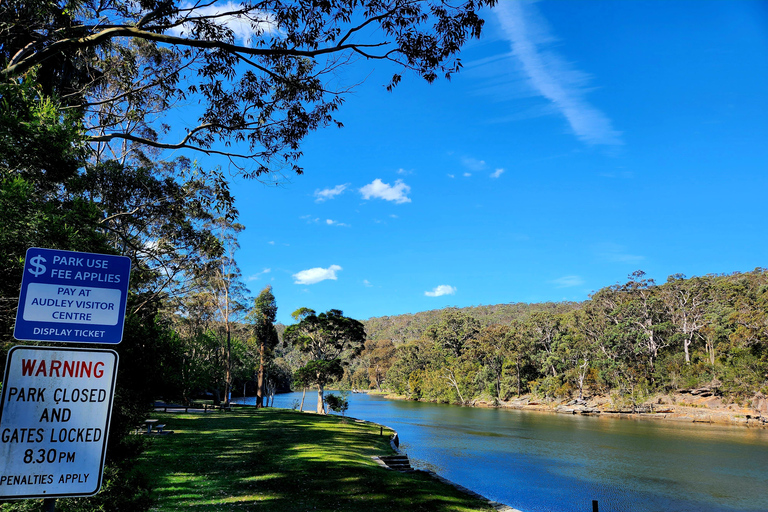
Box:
[28,255,47,277]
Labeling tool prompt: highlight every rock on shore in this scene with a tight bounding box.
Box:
[489,391,768,427]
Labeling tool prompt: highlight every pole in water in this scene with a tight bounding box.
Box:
[592,500,599,512]
[43,498,56,512]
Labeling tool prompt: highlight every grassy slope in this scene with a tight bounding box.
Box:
[137,408,495,512]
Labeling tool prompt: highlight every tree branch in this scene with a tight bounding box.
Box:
[2,24,390,80]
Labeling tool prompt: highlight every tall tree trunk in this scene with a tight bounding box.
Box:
[317,383,325,414]
[300,388,306,412]
[443,369,465,405]
[256,342,265,408]
[224,326,232,406]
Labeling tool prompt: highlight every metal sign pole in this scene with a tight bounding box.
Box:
[43,498,56,511]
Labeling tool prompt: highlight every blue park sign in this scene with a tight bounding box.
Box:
[13,248,131,344]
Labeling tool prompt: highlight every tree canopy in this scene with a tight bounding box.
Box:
[372,269,768,409]
[284,308,365,413]
[1,0,497,175]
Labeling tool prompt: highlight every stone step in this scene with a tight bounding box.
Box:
[376,454,414,472]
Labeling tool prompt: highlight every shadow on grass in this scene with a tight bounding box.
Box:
[139,409,494,512]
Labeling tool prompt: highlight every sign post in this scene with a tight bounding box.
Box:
[0,346,119,499]
[14,247,131,345]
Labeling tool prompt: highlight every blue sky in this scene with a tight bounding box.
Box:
[197,1,767,325]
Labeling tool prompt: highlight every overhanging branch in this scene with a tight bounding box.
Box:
[2,24,390,80]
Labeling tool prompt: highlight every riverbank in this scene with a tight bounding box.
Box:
[136,408,498,512]
[380,391,768,428]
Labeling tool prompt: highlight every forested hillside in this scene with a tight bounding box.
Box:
[363,302,580,344]
[343,269,768,410]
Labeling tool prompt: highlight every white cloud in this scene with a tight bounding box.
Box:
[462,157,487,171]
[551,275,584,288]
[268,241,275,245]
[325,219,349,227]
[359,179,412,204]
[363,279,373,287]
[490,168,505,179]
[292,265,342,285]
[463,172,472,178]
[167,2,279,46]
[425,285,457,297]
[314,184,348,202]
[247,268,272,282]
[494,1,623,146]
[396,168,413,176]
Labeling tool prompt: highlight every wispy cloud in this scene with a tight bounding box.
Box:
[293,265,342,285]
[461,157,487,172]
[314,184,348,202]
[490,168,505,179]
[595,243,644,264]
[425,285,457,297]
[494,1,622,146]
[551,275,585,288]
[247,268,271,282]
[325,219,349,227]
[359,179,412,204]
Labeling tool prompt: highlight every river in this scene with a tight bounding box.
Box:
[234,392,768,512]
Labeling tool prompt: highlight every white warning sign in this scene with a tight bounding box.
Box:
[0,346,118,499]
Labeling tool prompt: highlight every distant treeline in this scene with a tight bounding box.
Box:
[339,269,768,409]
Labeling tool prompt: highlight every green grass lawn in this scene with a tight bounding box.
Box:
[137,407,496,512]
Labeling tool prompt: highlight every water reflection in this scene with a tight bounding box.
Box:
[235,393,768,512]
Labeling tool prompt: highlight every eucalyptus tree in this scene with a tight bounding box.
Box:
[426,308,481,357]
[384,337,434,398]
[193,218,249,405]
[661,274,711,364]
[505,321,534,398]
[526,311,563,378]
[246,285,279,408]
[470,324,511,402]
[617,271,673,380]
[361,338,397,391]
[283,308,365,413]
[558,311,596,400]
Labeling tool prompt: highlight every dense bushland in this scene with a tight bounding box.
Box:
[343,270,768,410]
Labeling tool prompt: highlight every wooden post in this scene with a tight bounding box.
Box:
[592,500,599,512]
[43,498,56,512]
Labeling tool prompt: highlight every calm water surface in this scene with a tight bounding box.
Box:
[236,392,768,512]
